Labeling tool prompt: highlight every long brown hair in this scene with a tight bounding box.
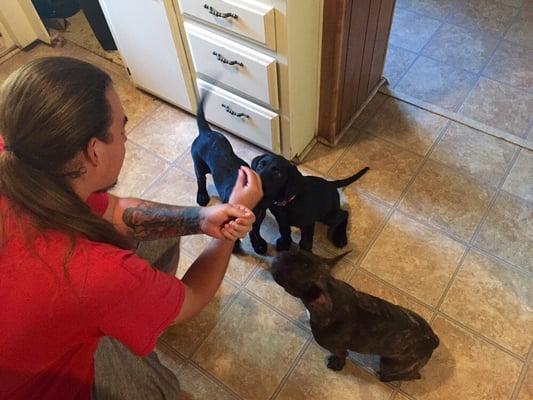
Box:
[0,57,130,250]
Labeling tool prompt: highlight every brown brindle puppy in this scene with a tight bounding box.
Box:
[271,250,439,382]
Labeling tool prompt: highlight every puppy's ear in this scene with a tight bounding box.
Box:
[251,155,263,171]
[301,250,351,271]
[283,164,304,200]
[304,282,332,319]
[318,251,352,270]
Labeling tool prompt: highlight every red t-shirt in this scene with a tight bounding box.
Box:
[0,137,186,399]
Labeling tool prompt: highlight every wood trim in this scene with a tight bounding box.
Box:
[369,0,396,86]
[317,0,352,144]
[356,0,382,108]
[318,0,396,145]
[339,0,370,128]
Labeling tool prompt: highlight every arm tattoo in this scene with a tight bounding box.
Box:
[123,200,202,240]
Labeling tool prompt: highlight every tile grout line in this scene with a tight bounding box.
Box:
[126,135,172,165]
[450,44,530,90]
[268,337,314,400]
[382,205,532,278]
[164,244,248,363]
[393,5,450,24]
[453,1,526,130]
[380,89,533,150]
[355,124,511,193]
[387,2,533,146]
[240,285,312,333]
[432,146,521,311]
[434,311,528,363]
[429,246,469,324]
[525,113,533,140]
[428,147,527,358]
[391,2,529,81]
[469,147,523,245]
[417,47,533,96]
[352,266,438,313]
[180,242,265,290]
[138,163,174,199]
[128,134,186,167]
[386,47,420,90]
[159,282,241,363]
[417,17,446,57]
[316,108,450,277]
[186,360,248,400]
[430,246,470,323]
[341,119,453,273]
[182,361,243,400]
[397,387,419,400]
[510,343,532,400]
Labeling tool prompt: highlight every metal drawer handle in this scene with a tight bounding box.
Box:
[222,104,249,119]
[212,51,244,67]
[204,4,238,19]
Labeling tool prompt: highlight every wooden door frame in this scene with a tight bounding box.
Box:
[317,0,395,145]
[317,0,353,144]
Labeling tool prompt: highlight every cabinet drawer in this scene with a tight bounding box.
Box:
[186,22,279,108]
[180,0,276,50]
[198,79,280,153]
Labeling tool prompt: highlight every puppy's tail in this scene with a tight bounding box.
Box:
[196,90,212,134]
[332,167,369,188]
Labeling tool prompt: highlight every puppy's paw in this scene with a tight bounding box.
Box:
[196,192,210,207]
[251,237,268,255]
[232,240,243,254]
[276,237,292,251]
[326,355,345,371]
[331,230,348,248]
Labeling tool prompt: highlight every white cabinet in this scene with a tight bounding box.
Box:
[179,0,276,50]
[99,0,322,159]
[198,79,281,152]
[98,0,195,111]
[186,22,279,108]
[181,0,323,159]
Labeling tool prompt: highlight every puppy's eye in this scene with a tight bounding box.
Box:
[273,170,281,178]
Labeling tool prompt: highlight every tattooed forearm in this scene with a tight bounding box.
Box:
[123,200,202,240]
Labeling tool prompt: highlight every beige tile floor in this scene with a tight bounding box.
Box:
[47,10,123,66]
[387,0,533,141]
[1,23,532,400]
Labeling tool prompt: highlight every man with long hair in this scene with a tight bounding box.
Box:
[0,57,263,400]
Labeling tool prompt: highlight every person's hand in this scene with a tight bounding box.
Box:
[199,203,255,241]
[228,167,263,209]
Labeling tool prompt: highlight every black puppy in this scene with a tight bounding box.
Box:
[191,93,248,207]
[271,250,439,382]
[191,94,261,251]
[250,153,368,253]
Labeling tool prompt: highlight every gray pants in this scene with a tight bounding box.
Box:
[92,239,181,400]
